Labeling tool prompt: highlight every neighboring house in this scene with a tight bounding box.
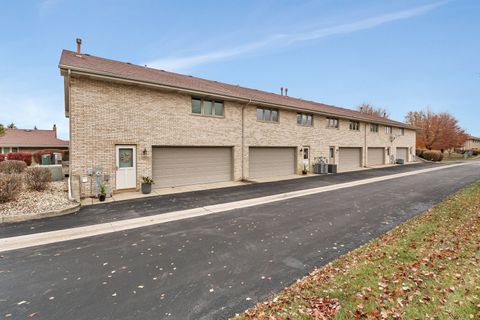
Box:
[462,135,480,150]
[59,48,416,198]
[0,125,69,155]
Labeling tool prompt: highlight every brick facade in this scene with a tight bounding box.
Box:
[69,76,415,198]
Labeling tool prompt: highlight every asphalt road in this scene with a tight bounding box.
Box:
[0,161,479,319]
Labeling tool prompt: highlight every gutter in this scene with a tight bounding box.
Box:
[59,65,415,130]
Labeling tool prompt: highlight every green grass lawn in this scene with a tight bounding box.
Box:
[234,182,480,319]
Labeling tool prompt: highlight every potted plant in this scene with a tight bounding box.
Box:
[98,182,107,202]
[141,176,154,194]
[302,164,308,175]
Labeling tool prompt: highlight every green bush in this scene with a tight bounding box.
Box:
[0,160,27,174]
[0,173,22,203]
[24,167,52,191]
[422,150,444,161]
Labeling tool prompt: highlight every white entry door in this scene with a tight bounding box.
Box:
[116,145,136,190]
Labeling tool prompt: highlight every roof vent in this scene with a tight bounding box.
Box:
[76,38,82,54]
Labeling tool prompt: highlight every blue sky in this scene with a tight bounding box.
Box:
[0,0,479,140]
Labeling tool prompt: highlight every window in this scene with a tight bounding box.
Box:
[11,147,18,152]
[326,117,339,128]
[191,97,224,116]
[329,146,335,158]
[385,126,392,134]
[297,113,313,126]
[400,128,405,136]
[257,107,279,122]
[349,121,360,131]
[370,124,379,133]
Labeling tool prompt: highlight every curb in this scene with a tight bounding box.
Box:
[1,203,81,224]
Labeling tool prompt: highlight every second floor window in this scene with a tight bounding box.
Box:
[191,98,224,116]
[349,121,360,131]
[326,117,339,128]
[257,107,279,122]
[400,128,405,135]
[385,126,392,134]
[370,124,379,132]
[297,113,313,126]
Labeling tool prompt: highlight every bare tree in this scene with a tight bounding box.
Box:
[357,103,389,118]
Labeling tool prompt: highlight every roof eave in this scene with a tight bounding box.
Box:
[59,64,415,130]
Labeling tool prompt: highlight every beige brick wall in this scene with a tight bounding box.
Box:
[69,76,416,197]
[464,138,480,150]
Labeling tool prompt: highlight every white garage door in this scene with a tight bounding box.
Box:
[152,147,232,188]
[396,147,409,162]
[249,147,295,179]
[339,147,362,171]
[367,148,384,166]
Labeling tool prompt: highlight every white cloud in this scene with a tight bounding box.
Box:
[147,1,449,71]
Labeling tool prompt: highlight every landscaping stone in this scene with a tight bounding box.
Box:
[0,180,78,218]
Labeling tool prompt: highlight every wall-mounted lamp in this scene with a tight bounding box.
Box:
[143,148,148,156]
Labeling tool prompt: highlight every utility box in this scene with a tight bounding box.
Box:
[313,163,328,174]
[41,154,51,165]
[328,164,337,174]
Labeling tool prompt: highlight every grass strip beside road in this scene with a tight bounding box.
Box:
[235,182,480,319]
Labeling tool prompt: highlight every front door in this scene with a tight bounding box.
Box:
[303,146,310,171]
[116,145,136,190]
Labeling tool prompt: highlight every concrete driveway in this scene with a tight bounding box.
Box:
[0,161,479,319]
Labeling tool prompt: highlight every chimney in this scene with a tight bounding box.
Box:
[360,106,363,112]
[383,112,387,118]
[76,38,82,54]
[285,88,288,96]
[280,87,284,96]
[53,124,57,137]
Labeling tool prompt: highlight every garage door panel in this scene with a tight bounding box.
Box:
[367,148,384,166]
[339,147,362,171]
[249,147,295,179]
[153,147,232,188]
[396,147,408,162]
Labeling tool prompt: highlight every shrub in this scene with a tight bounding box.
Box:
[421,150,444,161]
[0,160,27,174]
[24,167,52,191]
[415,149,425,157]
[472,149,480,156]
[0,154,4,162]
[0,174,22,203]
[6,152,32,166]
[33,149,65,164]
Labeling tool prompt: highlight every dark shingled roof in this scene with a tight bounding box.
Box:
[59,50,415,129]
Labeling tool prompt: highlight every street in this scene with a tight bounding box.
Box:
[1,161,479,319]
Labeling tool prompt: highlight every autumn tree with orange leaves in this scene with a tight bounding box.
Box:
[405,110,468,152]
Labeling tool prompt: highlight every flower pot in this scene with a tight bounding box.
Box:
[141,183,152,194]
[99,194,106,202]
[302,170,308,175]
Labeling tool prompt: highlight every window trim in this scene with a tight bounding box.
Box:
[326,117,339,129]
[256,107,280,123]
[296,113,313,127]
[191,97,225,118]
[349,120,360,131]
[385,126,392,134]
[370,123,379,133]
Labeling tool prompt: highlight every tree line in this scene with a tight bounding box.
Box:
[358,104,468,152]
